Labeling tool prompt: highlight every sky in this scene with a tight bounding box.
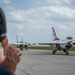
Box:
[0,0,75,44]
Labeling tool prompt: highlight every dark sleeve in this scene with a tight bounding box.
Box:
[0,7,7,42]
[0,65,13,75]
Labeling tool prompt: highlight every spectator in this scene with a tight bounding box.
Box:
[0,7,22,75]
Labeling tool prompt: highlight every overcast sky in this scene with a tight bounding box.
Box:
[0,0,75,44]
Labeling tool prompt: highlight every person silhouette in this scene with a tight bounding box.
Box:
[0,7,22,75]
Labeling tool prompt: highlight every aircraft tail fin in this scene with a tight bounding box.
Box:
[16,35,19,43]
[52,27,60,41]
[22,37,24,43]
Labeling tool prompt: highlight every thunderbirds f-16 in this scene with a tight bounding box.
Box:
[10,36,28,50]
[38,27,75,55]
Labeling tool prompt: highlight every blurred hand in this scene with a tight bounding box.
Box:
[0,45,22,74]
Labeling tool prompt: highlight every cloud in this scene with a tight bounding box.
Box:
[1,0,11,5]
[32,0,75,9]
[7,5,75,42]
[8,5,75,24]
[8,9,25,22]
[1,0,75,43]
[6,6,15,10]
[46,0,71,5]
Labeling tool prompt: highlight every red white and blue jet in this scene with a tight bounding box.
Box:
[38,27,75,55]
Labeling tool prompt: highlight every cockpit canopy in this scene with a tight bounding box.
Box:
[66,36,73,39]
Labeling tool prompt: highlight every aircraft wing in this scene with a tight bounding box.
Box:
[38,42,67,45]
[9,42,25,46]
[9,43,20,45]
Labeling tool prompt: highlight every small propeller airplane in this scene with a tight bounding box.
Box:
[38,27,75,55]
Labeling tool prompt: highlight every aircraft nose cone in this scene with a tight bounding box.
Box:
[72,42,75,45]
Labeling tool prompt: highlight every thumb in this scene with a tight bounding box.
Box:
[2,36,8,55]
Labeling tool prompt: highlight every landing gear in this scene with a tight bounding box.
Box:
[20,47,23,50]
[52,44,60,55]
[19,44,23,50]
[25,45,28,50]
[65,51,69,55]
[66,51,69,55]
[63,49,69,55]
[53,50,55,54]
[53,49,57,54]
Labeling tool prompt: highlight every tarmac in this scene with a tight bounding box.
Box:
[0,49,75,75]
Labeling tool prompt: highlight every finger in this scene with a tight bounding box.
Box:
[15,48,22,58]
[13,48,19,59]
[13,49,22,63]
[17,52,22,57]
[16,48,20,53]
[6,45,13,57]
[17,57,21,63]
[9,45,15,57]
[13,48,20,56]
[6,45,10,57]
[17,52,22,63]
[8,45,12,57]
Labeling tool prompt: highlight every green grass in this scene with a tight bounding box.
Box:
[28,45,75,51]
[70,47,75,51]
[28,46,52,50]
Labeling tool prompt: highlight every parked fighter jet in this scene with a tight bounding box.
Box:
[38,27,75,55]
[10,36,24,50]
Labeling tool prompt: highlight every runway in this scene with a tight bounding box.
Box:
[15,49,75,75]
[0,48,75,75]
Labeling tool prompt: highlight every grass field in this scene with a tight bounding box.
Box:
[28,45,75,51]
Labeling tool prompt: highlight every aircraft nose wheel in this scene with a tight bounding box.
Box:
[53,51,55,54]
[65,51,69,55]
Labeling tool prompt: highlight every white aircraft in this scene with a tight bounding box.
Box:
[38,27,75,55]
[10,36,25,50]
